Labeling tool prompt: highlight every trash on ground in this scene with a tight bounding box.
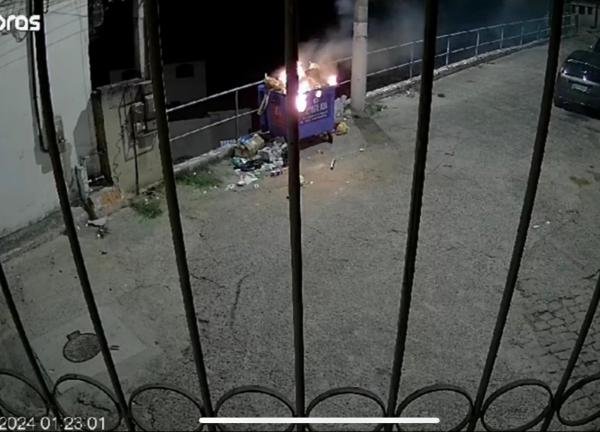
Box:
[336,121,349,135]
[87,217,107,228]
[335,95,348,122]
[220,138,238,148]
[225,184,236,191]
[229,137,289,186]
[359,147,365,152]
[237,173,259,187]
[235,133,265,158]
[330,158,336,170]
[299,175,305,186]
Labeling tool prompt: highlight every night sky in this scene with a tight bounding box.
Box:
[90,0,551,91]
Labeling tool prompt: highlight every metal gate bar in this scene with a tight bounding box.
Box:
[31,0,134,429]
[284,0,305,429]
[144,0,215,423]
[385,0,440,425]
[468,1,565,429]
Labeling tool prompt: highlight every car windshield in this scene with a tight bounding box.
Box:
[564,59,600,83]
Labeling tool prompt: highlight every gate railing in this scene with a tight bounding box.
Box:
[1,0,600,431]
[166,13,577,144]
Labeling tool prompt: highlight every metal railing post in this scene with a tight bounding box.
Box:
[445,36,450,65]
[500,25,505,49]
[409,42,414,78]
[234,90,240,139]
[475,30,480,55]
[520,24,525,45]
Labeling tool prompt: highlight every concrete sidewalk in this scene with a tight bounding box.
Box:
[1,32,600,430]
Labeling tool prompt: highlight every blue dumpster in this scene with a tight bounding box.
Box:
[258,83,336,141]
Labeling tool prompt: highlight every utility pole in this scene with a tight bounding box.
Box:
[133,0,147,79]
[351,0,368,113]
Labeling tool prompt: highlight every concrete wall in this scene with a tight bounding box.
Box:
[163,61,207,106]
[96,80,162,194]
[170,110,252,162]
[570,2,599,27]
[0,0,94,238]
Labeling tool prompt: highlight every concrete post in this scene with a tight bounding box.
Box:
[133,0,147,79]
[351,0,368,113]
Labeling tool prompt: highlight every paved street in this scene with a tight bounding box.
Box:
[1,32,600,430]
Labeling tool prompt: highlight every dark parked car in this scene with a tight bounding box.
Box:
[554,50,600,113]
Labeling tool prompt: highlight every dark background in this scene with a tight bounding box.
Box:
[89,0,551,92]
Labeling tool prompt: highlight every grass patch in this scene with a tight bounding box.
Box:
[130,194,163,219]
[176,170,222,189]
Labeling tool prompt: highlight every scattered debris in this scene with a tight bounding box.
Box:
[235,133,265,158]
[237,173,259,187]
[336,121,349,135]
[359,148,365,152]
[87,217,107,228]
[110,345,120,351]
[438,93,446,98]
[299,175,305,186]
[334,95,348,122]
[220,138,238,148]
[225,184,236,191]
[229,138,289,187]
[330,158,336,170]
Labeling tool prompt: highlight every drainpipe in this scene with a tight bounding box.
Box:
[351,0,368,114]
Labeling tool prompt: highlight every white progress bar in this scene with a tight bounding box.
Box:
[200,417,440,424]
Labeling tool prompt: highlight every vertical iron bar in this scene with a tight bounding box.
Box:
[0,263,61,421]
[467,1,564,430]
[385,0,439,425]
[500,26,504,49]
[540,275,600,431]
[520,24,525,45]
[32,1,134,430]
[144,0,215,422]
[445,36,450,66]
[409,42,414,79]
[475,30,480,55]
[285,0,304,429]
[234,90,240,139]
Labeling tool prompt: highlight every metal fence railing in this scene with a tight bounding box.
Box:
[167,14,577,143]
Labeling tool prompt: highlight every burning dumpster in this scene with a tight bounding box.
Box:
[258,62,337,142]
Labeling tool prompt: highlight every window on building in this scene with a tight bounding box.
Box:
[175,63,195,78]
[580,5,586,14]
[589,6,594,14]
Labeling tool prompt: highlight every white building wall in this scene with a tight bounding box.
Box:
[0,0,93,237]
